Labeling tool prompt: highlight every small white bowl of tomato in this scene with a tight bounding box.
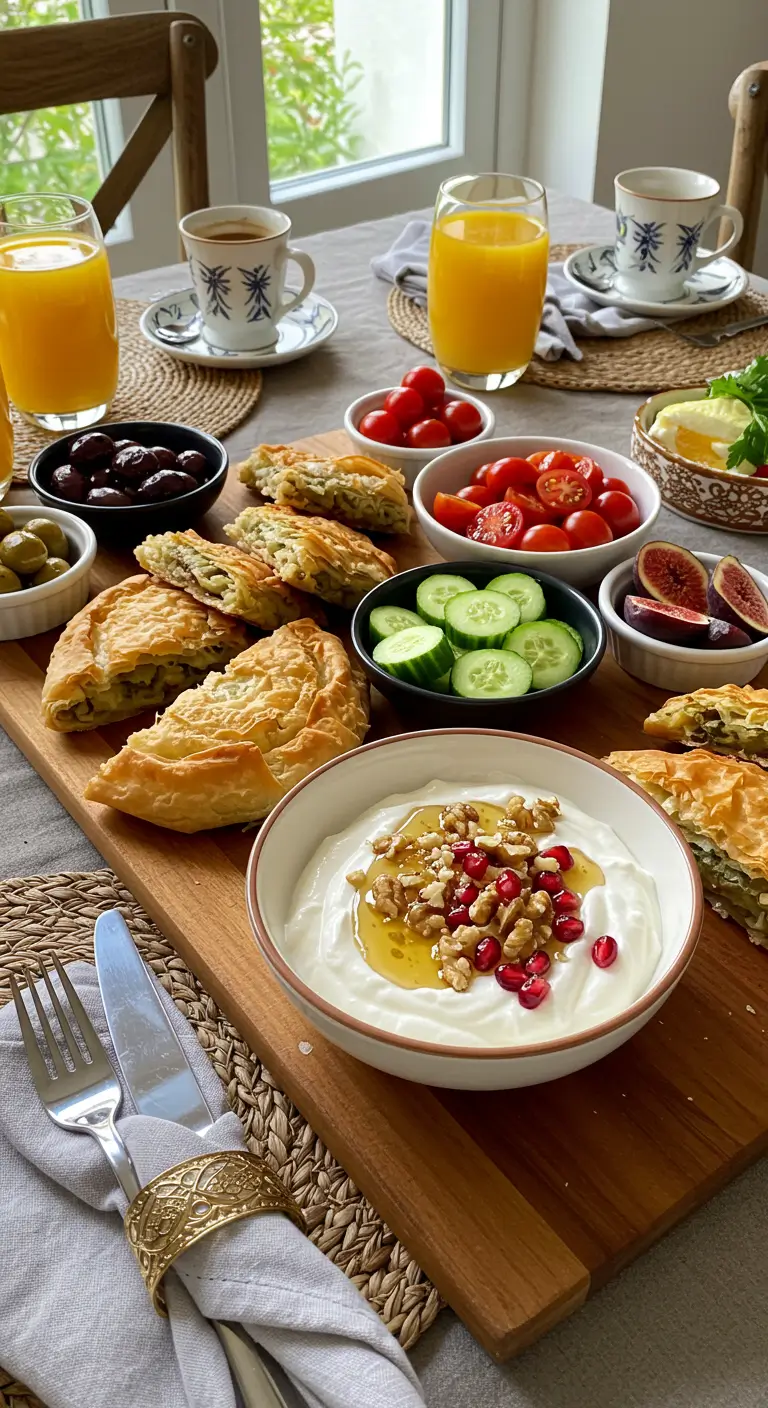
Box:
[344,365,495,488]
[413,436,661,587]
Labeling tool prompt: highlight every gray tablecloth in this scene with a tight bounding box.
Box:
[5,190,768,1408]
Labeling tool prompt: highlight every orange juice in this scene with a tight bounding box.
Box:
[428,209,549,376]
[0,235,118,414]
[0,365,12,499]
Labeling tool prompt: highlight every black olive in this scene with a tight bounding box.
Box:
[148,446,178,471]
[175,449,208,482]
[136,469,198,502]
[50,465,87,502]
[90,468,119,490]
[86,486,133,506]
[69,432,115,470]
[112,445,159,483]
[113,438,138,452]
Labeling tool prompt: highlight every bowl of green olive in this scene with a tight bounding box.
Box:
[0,505,97,640]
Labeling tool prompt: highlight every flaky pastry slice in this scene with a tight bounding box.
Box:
[224,504,396,609]
[644,684,768,767]
[237,443,411,536]
[83,618,370,831]
[134,529,320,628]
[606,747,768,948]
[42,574,249,732]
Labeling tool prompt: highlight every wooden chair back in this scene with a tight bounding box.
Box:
[0,11,218,235]
[724,61,768,271]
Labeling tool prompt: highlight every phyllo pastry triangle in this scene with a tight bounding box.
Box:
[644,684,768,767]
[42,574,249,732]
[83,618,369,831]
[224,504,396,609]
[237,442,411,536]
[605,747,768,947]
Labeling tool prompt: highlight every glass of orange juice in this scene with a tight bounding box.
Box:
[0,194,119,431]
[428,174,549,391]
[0,365,13,503]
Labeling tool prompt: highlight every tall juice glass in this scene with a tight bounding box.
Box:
[0,194,119,431]
[428,174,548,391]
[0,365,13,502]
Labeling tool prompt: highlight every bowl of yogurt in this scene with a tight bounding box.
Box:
[246,730,703,1090]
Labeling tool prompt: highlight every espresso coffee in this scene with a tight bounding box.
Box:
[198,222,270,243]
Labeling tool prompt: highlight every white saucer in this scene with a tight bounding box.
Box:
[563,244,748,317]
[139,287,339,368]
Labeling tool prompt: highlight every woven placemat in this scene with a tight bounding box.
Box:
[0,870,441,1408]
[387,243,768,393]
[10,298,262,482]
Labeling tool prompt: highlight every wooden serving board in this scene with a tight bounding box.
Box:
[2,430,768,1360]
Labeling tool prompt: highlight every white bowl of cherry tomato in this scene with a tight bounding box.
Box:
[413,437,661,587]
[344,365,495,488]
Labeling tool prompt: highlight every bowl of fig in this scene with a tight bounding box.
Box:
[29,420,228,539]
[599,541,768,690]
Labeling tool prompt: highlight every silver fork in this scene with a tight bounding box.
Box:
[647,312,768,348]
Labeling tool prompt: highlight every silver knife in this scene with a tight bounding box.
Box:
[94,909,290,1408]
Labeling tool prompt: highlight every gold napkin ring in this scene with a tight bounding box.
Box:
[124,1149,305,1315]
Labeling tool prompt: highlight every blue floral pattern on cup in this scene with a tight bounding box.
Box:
[239,265,271,322]
[630,220,665,272]
[195,261,232,319]
[672,220,705,273]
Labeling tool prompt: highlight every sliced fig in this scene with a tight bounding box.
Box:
[706,618,752,649]
[633,540,709,613]
[707,556,768,639]
[623,595,709,644]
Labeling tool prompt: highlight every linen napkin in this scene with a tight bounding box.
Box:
[0,961,425,1408]
[371,217,660,362]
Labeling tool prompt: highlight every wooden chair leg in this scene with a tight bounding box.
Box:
[170,17,210,256]
[724,64,768,272]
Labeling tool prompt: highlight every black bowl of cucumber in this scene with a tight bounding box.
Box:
[351,560,606,726]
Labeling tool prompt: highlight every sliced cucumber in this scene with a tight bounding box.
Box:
[432,670,452,694]
[416,573,474,627]
[369,604,423,645]
[444,589,520,651]
[548,619,584,658]
[373,624,453,685]
[502,620,581,690]
[485,572,546,623]
[451,649,532,700]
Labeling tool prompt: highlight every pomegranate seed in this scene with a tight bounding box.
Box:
[552,914,584,944]
[474,936,502,971]
[455,883,479,906]
[541,845,574,872]
[446,906,471,931]
[463,850,489,881]
[592,935,618,968]
[452,840,474,858]
[495,961,526,992]
[518,976,550,1009]
[533,870,563,895]
[525,950,551,977]
[553,888,580,914]
[496,869,522,901]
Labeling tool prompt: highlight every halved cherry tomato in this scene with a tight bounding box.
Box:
[383,386,425,429]
[466,501,524,549]
[402,365,445,406]
[358,409,404,446]
[594,490,640,537]
[601,476,630,495]
[406,418,451,449]
[486,456,540,497]
[537,450,578,474]
[471,462,493,486]
[432,492,482,535]
[503,486,558,527]
[536,466,592,512]
[562,510,613,549]
[526,450,551,468]
[573,456,605,495]
[457,483,494,507]
[441,399,484,443]
[519,524,571,552]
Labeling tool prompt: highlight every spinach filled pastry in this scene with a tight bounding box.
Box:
[83,618,370,831]
[606,747,768,948]
[42,574,249,732]
[644,684,768,767]
[225,504,396,609]
[237,443,411,536]
[134,529,320,628]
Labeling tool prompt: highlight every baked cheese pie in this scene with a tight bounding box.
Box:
[644,684,768,767]
[42,574,249,732]
[606,747,768,948]
[237,443,411,536]
[225,504,396,609]
[84,618,370,831]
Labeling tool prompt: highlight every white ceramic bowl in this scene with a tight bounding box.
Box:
[344,387,495,489]
[599,552,768,691]
[247,730,702,1091]
[413,436,661,587]
[0,506,96,641]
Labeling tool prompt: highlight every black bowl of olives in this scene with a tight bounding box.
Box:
[29,420,228,539]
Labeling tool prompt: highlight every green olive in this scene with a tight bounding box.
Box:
[30,557,70,586]
[0,530,48,576]
[0,564,22,593]
[0,508,14,539]
[24,517,69,561]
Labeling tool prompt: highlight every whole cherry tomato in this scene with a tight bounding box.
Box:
[536,466,592,511]
[756,465,768,479]
[471,462,493,486]
[601,476,630,494]
[406,417,451,449]
[486,457,540,497]
[562,509,613,549]
[519,524,571,552]
[441,399,483,443]
[573,456,605,495]
[431,492,482,535]
[358,409,404,446]
[383,386,425,429]
[401,365,445,406]
[503,486,558,527]
[457,483,495,507]
[594,489,640,537]
[466,501,524,549]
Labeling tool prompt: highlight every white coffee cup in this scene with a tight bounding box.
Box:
[613,167,744,300]
[179,204,315,352]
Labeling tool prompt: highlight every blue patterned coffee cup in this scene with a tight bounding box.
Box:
[613,167,743,300]
[179,205,315,351]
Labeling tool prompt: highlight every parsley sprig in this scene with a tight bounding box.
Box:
[707,356,768,469]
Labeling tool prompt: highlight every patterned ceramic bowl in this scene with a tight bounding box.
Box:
[632,387,768,534]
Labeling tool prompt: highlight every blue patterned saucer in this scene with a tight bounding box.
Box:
[563,244,747,317]
[139,287,338,368]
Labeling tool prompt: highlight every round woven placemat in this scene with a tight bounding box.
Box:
[0,870,441,1408]
[387,243,768,393]
[9,298,262,482]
